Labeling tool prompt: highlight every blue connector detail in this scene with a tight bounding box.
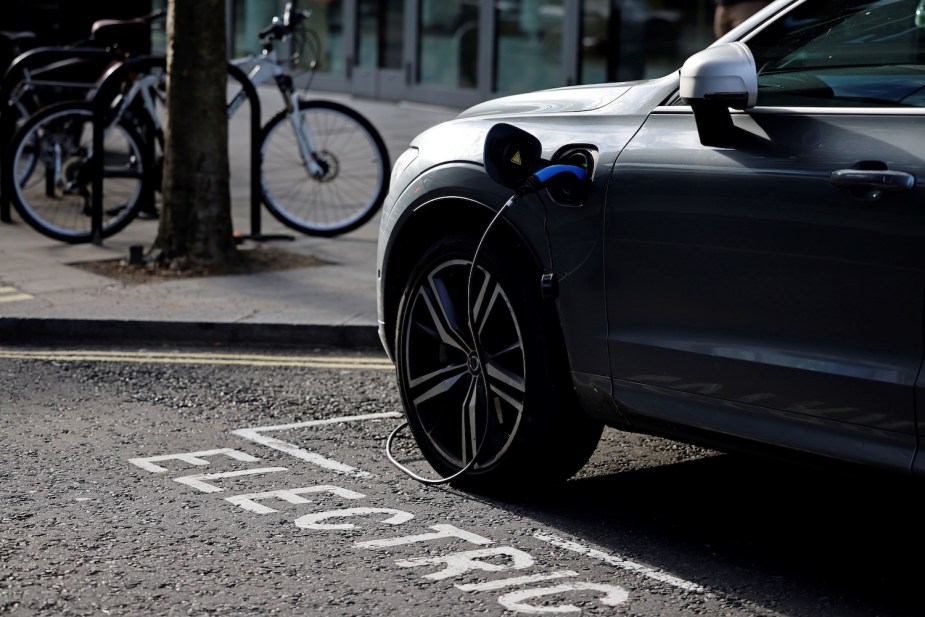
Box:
[515,164,589,197]
[533,164,588,183]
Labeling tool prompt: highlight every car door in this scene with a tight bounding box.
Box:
[604,0,925,471]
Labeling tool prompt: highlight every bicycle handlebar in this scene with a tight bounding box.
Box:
[258,4,311,42]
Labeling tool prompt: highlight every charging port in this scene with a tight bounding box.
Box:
[548,147,596,205]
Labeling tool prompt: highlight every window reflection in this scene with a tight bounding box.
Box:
[495,0,563,95]
[233,0,278,57]
[358,0,402,70]
[419,0,479,89]
[151,0,167,53]
[302,0,343,73]
[747,0,925,108]
[581,0,714,84]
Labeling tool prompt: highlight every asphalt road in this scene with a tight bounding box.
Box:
[1,344,921,616]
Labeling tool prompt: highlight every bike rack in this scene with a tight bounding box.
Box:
[225,62,294,243]
[0,47,118,222]
[90,56,273,246]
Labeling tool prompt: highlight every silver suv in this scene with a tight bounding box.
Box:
[377,0,925,490]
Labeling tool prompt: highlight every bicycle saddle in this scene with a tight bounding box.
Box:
[90,17,152,57]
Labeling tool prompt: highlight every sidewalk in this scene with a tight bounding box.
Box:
[0,90,462,350]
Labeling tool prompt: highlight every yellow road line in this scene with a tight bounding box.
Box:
[0,293,34,303]
[0,348,394,370]
[0,285,33,303]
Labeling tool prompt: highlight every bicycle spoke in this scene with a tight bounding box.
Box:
[9,105,148,242]
[260,101,388,236]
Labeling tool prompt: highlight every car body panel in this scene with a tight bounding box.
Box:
[457,82,633,118]
[606,106,924,471]
[377,75,678,378]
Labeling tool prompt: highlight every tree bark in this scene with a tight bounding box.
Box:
[153,0,239,272]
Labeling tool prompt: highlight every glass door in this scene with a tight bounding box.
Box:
[232,0,282,57]
[579,0,716,85]
[290,0,350,93]
[350,0,405,99]
[418,0,480,91]
[301,0,345,75]
[494,0,569,95]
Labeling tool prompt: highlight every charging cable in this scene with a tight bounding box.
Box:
[386,163,588,486]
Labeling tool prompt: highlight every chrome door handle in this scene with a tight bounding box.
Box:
[830,169,915,192]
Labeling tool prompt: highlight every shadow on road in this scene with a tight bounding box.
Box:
[485,451,923,617]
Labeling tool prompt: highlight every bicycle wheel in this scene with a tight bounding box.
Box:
[7,101,150,243]
[259,99,390,237]
[4,99,37,180]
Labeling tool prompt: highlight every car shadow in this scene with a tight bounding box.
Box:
[482,451,923,617]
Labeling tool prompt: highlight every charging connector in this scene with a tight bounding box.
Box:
[517,164,588,196]
[547,148,595,204]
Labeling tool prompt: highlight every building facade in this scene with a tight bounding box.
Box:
[5,0,716,107]
[120,0,716,108]
[219,0,716,107]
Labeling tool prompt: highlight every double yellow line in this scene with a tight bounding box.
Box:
[0,348,394,370]
[0,285,33,304]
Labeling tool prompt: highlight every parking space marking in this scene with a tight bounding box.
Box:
[127,412,715,613]
[174,466,289,493]
[226,485,365,514]
[0,285,33,303]
[534,531,704,593]
[295,507,416,530]
[232,412,705,597]
[231,412,402,479]
[456,570,579,592]
[129,448,262,473]
[0,348,394,370]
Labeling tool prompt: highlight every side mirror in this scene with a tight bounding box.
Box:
[483,123,542,189]
[680,42,757,146]
[680,42,757,109]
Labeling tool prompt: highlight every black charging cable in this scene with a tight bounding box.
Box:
[386,164,589,485]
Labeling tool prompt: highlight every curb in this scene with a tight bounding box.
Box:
[0,317,384,351]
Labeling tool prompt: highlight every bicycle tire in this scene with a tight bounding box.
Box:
[259,99,390,237]
[5,99,37,181]
[7,101,151,243]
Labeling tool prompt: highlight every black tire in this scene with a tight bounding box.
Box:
[394,234,603,492]
[6,101,149,243]
[259,99,389,237]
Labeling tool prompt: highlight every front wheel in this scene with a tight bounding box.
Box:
[6,102,149,243]
[259,99,390,237]
[394,235,603,492]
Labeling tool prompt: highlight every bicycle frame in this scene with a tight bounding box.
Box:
[42,44,322,198]
[228,48,325,178]
[110,71,163,137]
[30,69,162,198]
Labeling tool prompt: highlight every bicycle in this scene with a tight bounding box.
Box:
[0,11,166,237]
[5,68,163,242]
[4,2,390,244]
[1,11,165,146]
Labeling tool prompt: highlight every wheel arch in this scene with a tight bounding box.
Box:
[387,197,604,487]
[380,194,554,361]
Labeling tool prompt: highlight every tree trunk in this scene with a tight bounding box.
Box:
[153,0,239,272]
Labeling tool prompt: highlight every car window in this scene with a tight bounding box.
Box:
[746,0,925,107]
